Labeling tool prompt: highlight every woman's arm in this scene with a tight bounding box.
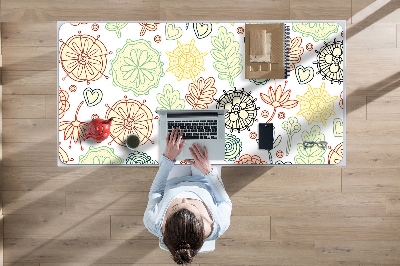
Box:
[143,155,175,236]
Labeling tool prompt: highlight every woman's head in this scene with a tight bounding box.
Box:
[163,208,206,264]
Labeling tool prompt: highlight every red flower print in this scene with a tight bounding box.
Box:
[237,27,244,34]
[278,112,285,119]
[260,81,298,123]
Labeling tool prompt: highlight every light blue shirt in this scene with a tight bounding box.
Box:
[144,155,232,241]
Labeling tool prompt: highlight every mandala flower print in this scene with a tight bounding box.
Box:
[296,82,338,126]
[106,97,155,146]
[166,39,207,82]
[235,154,268,164]
[59,87,70,119]
[224,133,242,161]
[292,23,339,42]
[59,32,109,84]
[260,81,298,123]
[289,37,304,71]
[110,39,164,96]
[314,39,344,84]
[79,146,124,164]
[216,88,259,133]
[126,151,158,164]
[185,77,217,109]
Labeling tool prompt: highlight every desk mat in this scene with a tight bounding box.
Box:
[57,22,345,165]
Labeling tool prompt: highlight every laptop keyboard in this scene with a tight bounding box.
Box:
[168,120,218,139]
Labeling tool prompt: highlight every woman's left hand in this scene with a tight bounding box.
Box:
[164,127,186,161]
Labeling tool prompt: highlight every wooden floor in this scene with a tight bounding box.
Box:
[1,0,400,265]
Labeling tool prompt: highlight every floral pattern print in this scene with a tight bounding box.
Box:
[79,146,124,164]
[260,81,299,123]
[58,22,345,165]
[110,39,164,96]
[211,27,243,87]
[166,39,207,82]
[224,133,242,161]
[59,32,109,85]
[292,23,339,42]
[289,37,304,71]
[156,84,185,110]
[105,97,155,146]
[296,82,338,126]
[185,77,217,109]
[314,39,344,84]
[216,88,259,133]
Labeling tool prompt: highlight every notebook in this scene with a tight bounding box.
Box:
[156,109,227,160]
[245,23,290,79]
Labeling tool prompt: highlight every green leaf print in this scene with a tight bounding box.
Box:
[156,84,185,110]
[105,23,128,38]
[211,26,243,87]
[294,125,326,164]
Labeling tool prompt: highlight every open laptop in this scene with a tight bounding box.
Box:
[156,109,227,160]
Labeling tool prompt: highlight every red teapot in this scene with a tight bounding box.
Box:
[84,118,113,143]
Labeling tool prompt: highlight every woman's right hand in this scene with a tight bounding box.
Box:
[184,144,212,175]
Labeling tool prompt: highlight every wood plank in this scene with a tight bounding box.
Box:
[3,262,40,266]
[343,168,400,193]
[1,22,56,46]
[386,194,400,216]
[45,95,56,119]
[4,214,110,240]
[346,120,400,145]
[2,142,57,167]
[290,0,351,20]
[347,23,397,48]
[351,0,376,24]
[346,49,400,96]
[2,51,57,71]
[160,0,290,20]
[3,95,46,119]
[0,0,160,22]
[316,240,400,264]
[110,216,154,240]
[351,0,400,24]
[346,95,366,120]
[4,238,315,264]
[2,119,55,143]
[2,166,155,192]
[66,191,148,216]
[2,191,65,215]
[367,96,400,120]
[231,192,386,217]
[346,143,400,168]
[223,166,341,193]
[273,216,400,241]
[221,216,270,240]
[2,70,56,95]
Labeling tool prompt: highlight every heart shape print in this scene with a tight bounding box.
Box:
[83,87,103,107]
[193,23,212,39]
[295,65,314,85]
[165,23,182,40]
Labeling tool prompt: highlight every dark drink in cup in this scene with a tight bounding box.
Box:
[126,134,140,150]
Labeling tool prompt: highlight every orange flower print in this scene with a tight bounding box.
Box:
[289,37,304,71]
[260,80,298,123]
[235,154,268,164]
[185,77,217,109]
[59,101,87,150]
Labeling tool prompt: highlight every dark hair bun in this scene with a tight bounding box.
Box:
[174,247,193,264]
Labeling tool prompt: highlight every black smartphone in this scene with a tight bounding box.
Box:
[258,123,274,150]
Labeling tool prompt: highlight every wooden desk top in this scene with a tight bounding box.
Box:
[57,21,345,165]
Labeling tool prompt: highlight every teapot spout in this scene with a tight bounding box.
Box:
[84,133,92,140]
[103,117,113,124]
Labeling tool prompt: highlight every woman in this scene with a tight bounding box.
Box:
[144,128,232,264]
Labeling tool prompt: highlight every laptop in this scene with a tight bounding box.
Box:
[156,109,227,160]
